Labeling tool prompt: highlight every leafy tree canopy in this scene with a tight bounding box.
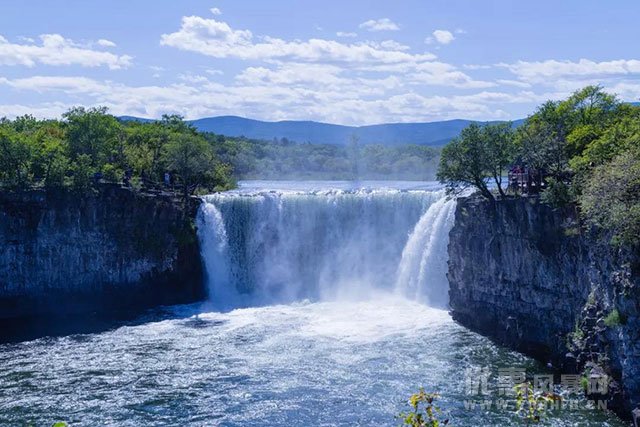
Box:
[0,107,235,196]
[437,122,515,200]
[438,85,640,247]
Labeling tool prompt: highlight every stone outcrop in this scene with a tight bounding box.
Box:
[448,195,640,420]
[0,185,205,319]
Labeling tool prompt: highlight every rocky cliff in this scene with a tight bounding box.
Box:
[0,185,205,319]
[448,195,640,421]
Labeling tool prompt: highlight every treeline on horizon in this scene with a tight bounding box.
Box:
[0,109,441,195]
[0,108,236,196]
[438,85,640,246]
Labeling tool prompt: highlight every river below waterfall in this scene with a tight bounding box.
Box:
[0,181,625,426]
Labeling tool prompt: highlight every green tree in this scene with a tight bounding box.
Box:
[515,101,571,180]
[0,125,34,189]
[124,122,170,180]
[0,108,236,194]
[12,114,40,133]
[163,133,214,198]
[580,147,640,246]
[516,86,621,187]
[35,124,69,189]
[161,114,196,134]
[437,123,514,200]
[63,106,121,167]
[562,85,619,158]
[484,122,515,197]
[570,105,640,173]
[71,154,94,191]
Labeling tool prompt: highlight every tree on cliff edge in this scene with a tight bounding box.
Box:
[437,122,514,200]
[164,133,214,199]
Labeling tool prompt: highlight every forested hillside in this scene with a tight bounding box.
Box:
[0,108,442,194]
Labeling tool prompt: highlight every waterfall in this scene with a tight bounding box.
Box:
[196,202,240,310]
[394,198,456,308]
[197,184,456,309]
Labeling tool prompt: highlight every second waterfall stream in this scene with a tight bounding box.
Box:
[197,181,456,310]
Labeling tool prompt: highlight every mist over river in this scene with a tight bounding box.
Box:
[0,182,624,426]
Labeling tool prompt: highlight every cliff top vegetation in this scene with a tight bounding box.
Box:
[437,86,640,246]
[0,108,235,197]
[0,108,441,196]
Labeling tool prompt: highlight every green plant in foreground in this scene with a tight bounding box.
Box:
[515,381,560,425]
[398,388,449,427]
[580,376,589,392]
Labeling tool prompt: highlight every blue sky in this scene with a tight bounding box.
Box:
[1,0,639,125]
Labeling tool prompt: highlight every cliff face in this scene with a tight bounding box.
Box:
[0,185,205,319]
[448,196,640,419]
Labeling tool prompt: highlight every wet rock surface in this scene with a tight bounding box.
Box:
[0,185,204,320]
[448,195,640,421]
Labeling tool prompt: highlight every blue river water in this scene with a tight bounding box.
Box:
[0,181,625,426]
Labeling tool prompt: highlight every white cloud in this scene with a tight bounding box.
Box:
[178,73,210,84]
[6,16,599,125]
[496,79,532,88]
[0,75,107,93]
[233,62,404,96]
[359,18,400,32]
[431,30,455,45]
[158,15,493,92]
[410,71,495,89]
[210,7,222,15]
[463,64,491,70]
[0,71,529,125]
[97,38,116,48]
[336,32,357,38]
[236,63,347,87]
[160,16,433,64]
[501,59,640,82]
[0,34,131,69]
[234,61,491,96]
[0,102,71,119]
[608,82,640,100]
[373,40,410,51]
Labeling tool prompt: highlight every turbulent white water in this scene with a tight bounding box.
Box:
[0,181,624,426]
[1,298,622,426]
[197,182,456,309]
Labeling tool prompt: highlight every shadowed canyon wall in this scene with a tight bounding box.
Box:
[448,195,640,420]
[0,185,204,319]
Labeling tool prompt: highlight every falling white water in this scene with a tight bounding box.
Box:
[394,197,456,307]
[196,202,240,309]
[197,181,456,309]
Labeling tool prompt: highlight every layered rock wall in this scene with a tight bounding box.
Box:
[0,185,204,318]
[448,196,640,419]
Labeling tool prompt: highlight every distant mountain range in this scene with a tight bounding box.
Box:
[119,115,525,146]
